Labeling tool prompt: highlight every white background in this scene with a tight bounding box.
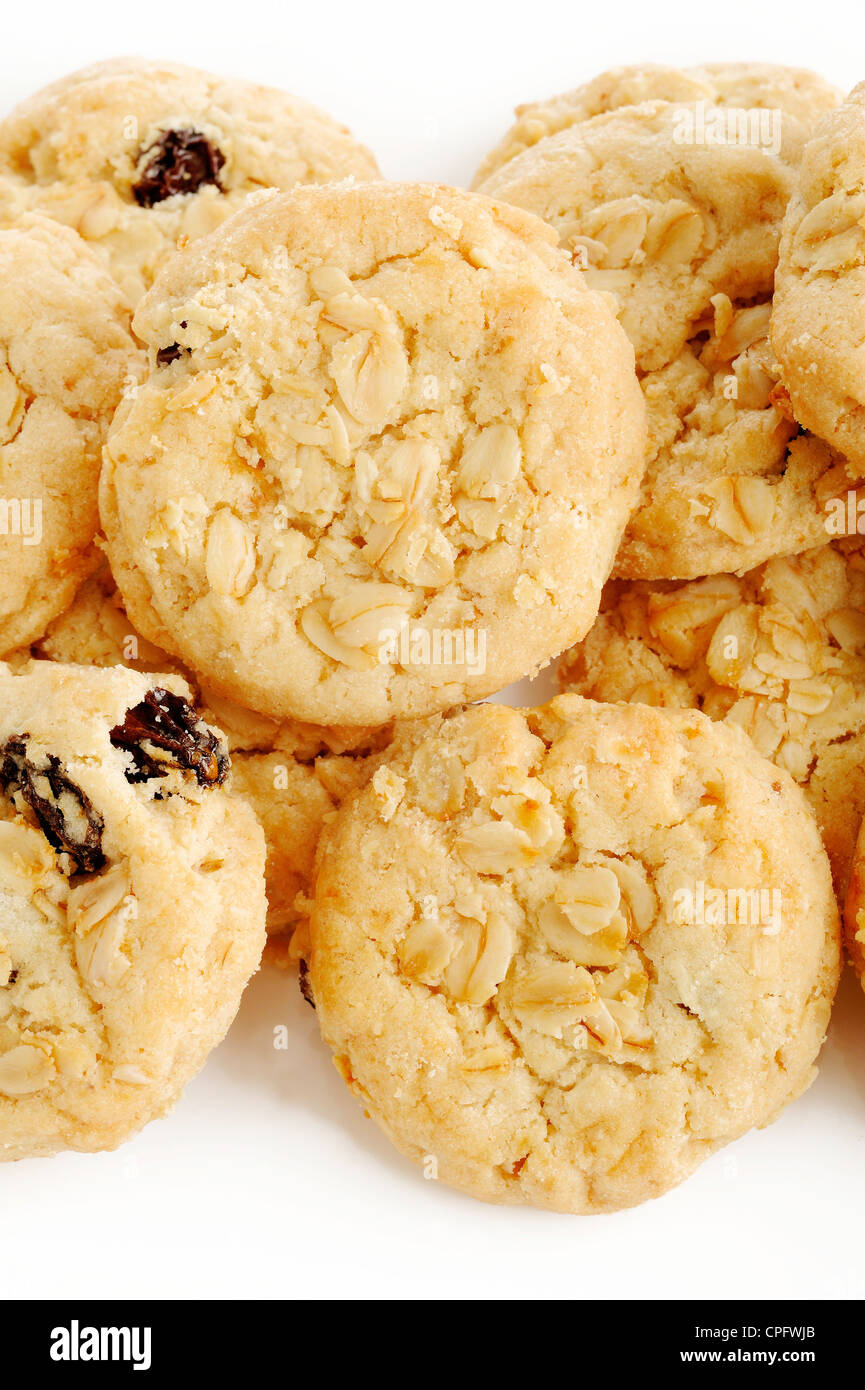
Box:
[3,0,865,1302]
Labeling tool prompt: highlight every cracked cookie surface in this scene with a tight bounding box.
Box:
[0,58,380,306]
[0,214,141,655]
[474,62,840,185]
[560,540,865,898]
[309,697,839,1213]
[100,181,646,726]
[476,98,834,579]
[773,82,865,473]
[0,660,266,1159]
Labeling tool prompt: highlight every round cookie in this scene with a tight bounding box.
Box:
[0,58,380,305]
[476,100,843,578]
[309,697,839,1213]
[773,82,865,473]
[0,214,141,655]
[0,660,266,1159]
[560,539,865,896]
[23,563,393,959]
[100,180,646,726]
[474,62,840,185]
[476,99,806,372]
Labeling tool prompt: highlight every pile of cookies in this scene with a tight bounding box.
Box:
[0,58,861,1214]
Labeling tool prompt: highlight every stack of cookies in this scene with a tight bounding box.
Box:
[0,57,860,1214]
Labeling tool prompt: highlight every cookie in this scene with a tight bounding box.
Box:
[560,539,865,896]
[0,214,141,655]
[843,816,865,986]
[22,563,392,957]
[0,660,266,1159]
[476,99,846,578]
[615,297,856,579]
[100,181,646,726]
[773,82,865,473]
[309,697,839,1213]
[474,62,840,185]
[0,58,380,305]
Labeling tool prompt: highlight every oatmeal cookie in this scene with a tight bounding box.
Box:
[0,214,141,655]
[560,539,865,896]
[773,83,865,473]
[21,564,391,957]
[0,58,380,305]
[474,62,840,185]
[309,697,839,1213]
[477,99,847,578]
[100,181,646,726]
[0,660,266,1159]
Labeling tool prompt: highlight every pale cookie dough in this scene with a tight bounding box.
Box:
[560,539,865,896]
[0,215,141,655]
[773,83,865,473]
[0,58,380,305]
[309,697,839,1213]
[101,181,646,726]
[0,660,266,1160]
[477,100,841,578]
[21,564,392,958]
[474,62,840,185]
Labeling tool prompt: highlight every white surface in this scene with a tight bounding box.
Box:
[2,0,864,1302]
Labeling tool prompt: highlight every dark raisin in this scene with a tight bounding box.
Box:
[0,737,105,873]
[133,128,225,207]
[7,969,18,986]
[109,687,229,788]
[156,343,189,368]
[299,960,315,1010]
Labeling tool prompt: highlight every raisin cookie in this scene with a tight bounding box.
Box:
[309,697,839,1213]
[0,214,141,655]
[100,181,646,726]
[0,58,379,305]
[773,83,865,472]
[560,539,865,896]
[474,62,840,185]
[0,660,266,1159]
[21,563,392,958]
[477,100,842,579]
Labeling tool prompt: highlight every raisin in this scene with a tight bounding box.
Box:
[133,129,225,207]
[299,959,315,1010]
[0,737,105,873]
[7,970,18,986]
[109,687,228,788]
[156,343,189,367]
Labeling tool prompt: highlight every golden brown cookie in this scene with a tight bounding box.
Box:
[310,698,839,1213]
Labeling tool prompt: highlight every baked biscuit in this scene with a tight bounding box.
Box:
[560,540,865,895]
[101,181,646,726]
[773,82,865,473]
[0,215,140,655]
[309,698,839,1212]
[22,564,391,958]
[477,99,852,578]
[0,660,266,1159]
[0,58,380,305]
[474,62,840,185]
